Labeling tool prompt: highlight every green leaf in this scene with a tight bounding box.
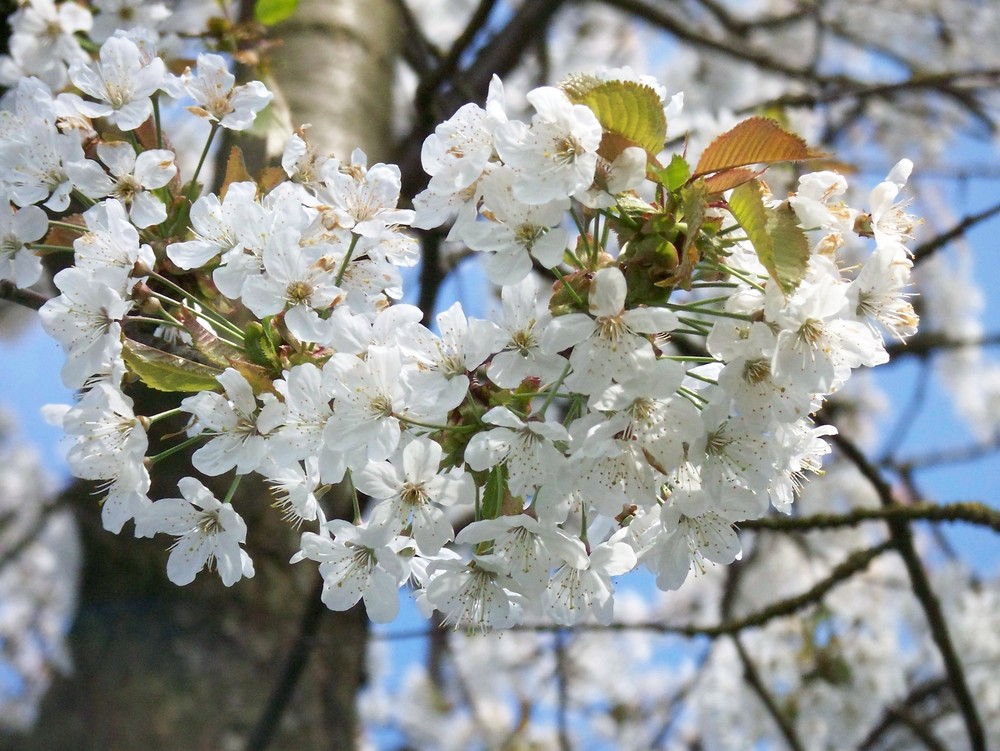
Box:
[766,201,811,294]
[244,320,280,368]
[563,78,667,156]
[254,0,298,25]
[655,180,708,290]
[662,153,691,192]
[728,179,810,294]
[481,464,507,521]
[123,339,223,393]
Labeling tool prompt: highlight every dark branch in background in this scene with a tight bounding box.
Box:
[877,358,931,464]
[0,280,49,311]
[742,69,1000,117]
[732,636,807,751]
[243,575,327,751]
[739,503,1000,535]
[830,432,987,751]
[395,0,568,322]
[885,705,953,751]
[0,498,66,569]
[501,541,894,640]
[716,529,806,751]
[414,0,498,106]
[885,331,1000,360]
[599,0,825,81]
[417,229,443,327]
[395,0,569,199]
[390,0,441,83]
[912,200,1000,265]
[892,438,1000,473]
[858,678,950,751]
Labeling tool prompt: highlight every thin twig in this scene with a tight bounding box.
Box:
[732,635,807,751]
[912,200,1000,265]
[877,358,931,464]
[885,331,1000,360]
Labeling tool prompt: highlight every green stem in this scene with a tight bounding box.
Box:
[676,315,712,335]
[28,244,75,253]
[552,267,586,308]
[536,360,573,418]
[685,370,718,386]
[149,434,204,464]
[347,472,361,524]
[667,304,752,322]
[127,315,185,329]
[569,208,591,260]
[147,272,246,341]
[186,122,220,205]
[147,407,183,424]
[668,295,733,308]
[335,233,361,287]
[660,355,718,363]
[397,415,479,433]
[48,221,87,234]
[677,385,708,405]
[716,263,767,292]
[223,474,243,504]
[152,93,164,150]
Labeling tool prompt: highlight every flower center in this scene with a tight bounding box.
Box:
[742,358,771,385]
[286,280,314,305]
[197,510,223,535]
[553,136,583,165]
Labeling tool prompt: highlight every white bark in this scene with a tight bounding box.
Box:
[272,0,401,161]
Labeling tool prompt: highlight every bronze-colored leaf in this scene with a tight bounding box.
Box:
[702,167,763,195]
[693,117,826,178]
[220,147,253,200]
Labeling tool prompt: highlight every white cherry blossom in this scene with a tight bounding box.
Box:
[182,53,272,131]
[69,36,164,130]
[142,477,255,587]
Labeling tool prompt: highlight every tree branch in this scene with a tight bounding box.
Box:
[0,280,49,311]
[912,200,1000,265]
[739,502,1000,536]
[732,635,807,751]
[830,432,987,751]
[491,541,895,640]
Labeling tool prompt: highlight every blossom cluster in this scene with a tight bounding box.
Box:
[1,1,919,630]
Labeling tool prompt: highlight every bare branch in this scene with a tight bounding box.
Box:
[739,502,1000,536]
[912,200,1000,265]
[830,432,987,751]
[885,332,1000,360]
[732,635,807,751]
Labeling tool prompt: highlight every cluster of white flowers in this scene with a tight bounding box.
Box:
[1,0,919,631]
[362,458,1000,750]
